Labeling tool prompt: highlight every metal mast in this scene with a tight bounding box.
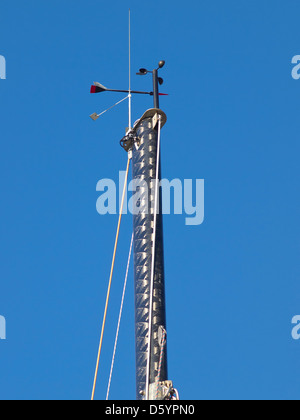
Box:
[130,61,172,400]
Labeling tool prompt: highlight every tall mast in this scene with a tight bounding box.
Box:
[131,61,171,400]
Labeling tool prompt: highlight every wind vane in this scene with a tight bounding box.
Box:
[89,61,168,121]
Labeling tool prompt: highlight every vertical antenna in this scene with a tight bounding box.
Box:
[128,9,132,130]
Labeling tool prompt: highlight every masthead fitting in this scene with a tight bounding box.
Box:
[135,61,166,108]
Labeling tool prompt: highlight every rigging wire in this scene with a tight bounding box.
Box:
[145,115,162,400]
[91,157,131,401]
[97,95,129,118]
[106,233,134,400]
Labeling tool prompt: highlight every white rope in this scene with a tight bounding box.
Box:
[145,115,162,400]
[106,233,134,400]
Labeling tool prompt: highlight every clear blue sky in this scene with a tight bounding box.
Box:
[0,0,300,400]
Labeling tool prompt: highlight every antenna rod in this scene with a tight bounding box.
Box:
[128,9,132,129]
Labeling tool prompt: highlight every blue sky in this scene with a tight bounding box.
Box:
[0,0,300,400]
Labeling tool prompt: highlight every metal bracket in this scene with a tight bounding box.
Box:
[149,380,174,400]
[133,108,167,131]
[158,326,167,347]
[152,113,158,129]
[120,131,140,152]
